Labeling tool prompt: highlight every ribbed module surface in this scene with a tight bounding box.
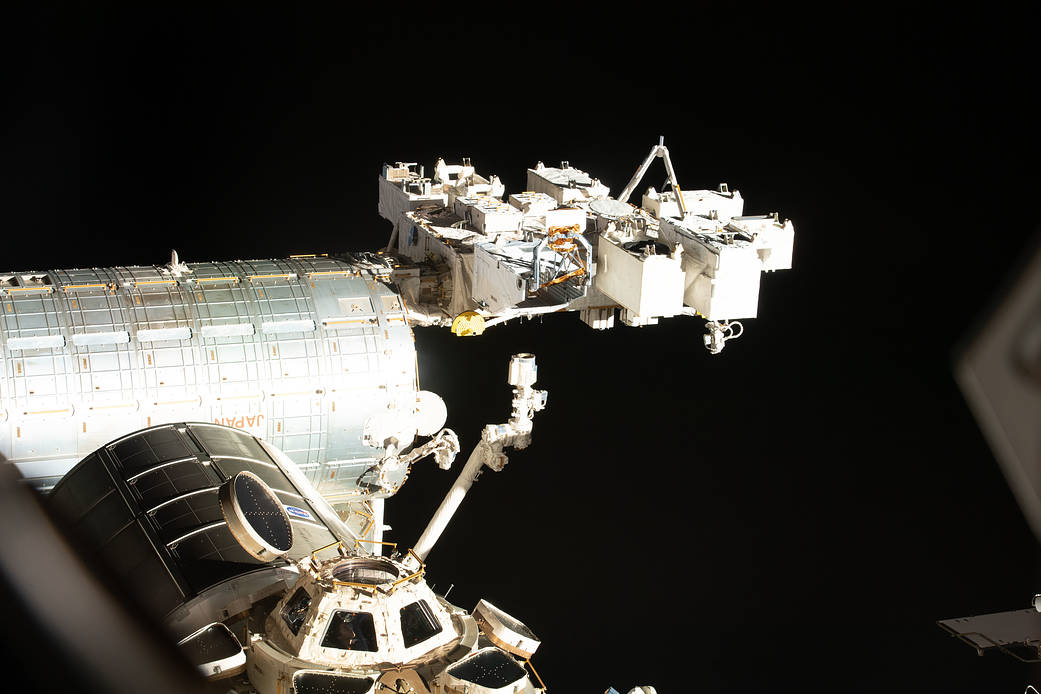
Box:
[0,256,418,503]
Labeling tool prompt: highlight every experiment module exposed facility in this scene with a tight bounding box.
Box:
[0,141,795,693]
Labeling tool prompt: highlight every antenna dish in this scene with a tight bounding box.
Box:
[414,390,448,436]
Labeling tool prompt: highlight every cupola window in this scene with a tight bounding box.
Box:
[400,600,443,648]
[281,587,312,636]
[321,610,379,652]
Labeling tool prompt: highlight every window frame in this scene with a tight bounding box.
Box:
[399,599,444,649]
[319,609,380,653]
[281,586,313,636]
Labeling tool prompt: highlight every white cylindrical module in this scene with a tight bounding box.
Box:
[0,256,425,504]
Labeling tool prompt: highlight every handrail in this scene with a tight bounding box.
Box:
[359,517,375,538]
[525,658,547,691]
[310,539,344,564]
[386,548,426,593]
[405,548,424,568]
[5,286,53,294]
[391,567,424,587]
[354,538,397,551]
[62,283,115,292]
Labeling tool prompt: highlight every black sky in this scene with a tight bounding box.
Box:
[4,5,1041,693]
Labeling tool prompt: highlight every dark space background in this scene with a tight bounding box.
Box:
[3,5,1040,693]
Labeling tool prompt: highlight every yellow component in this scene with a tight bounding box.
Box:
[247,273,293,282]
[307,270,350,278]
[196,276,240,283]
[310,539,344,565]
[353,538,397,550]
[540,267,585,289]
[451,311,486,336]
[6,286,53,294]
[525,659,548,691]
[61,283,113,292]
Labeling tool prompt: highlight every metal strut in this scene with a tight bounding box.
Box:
[617,136,688,216]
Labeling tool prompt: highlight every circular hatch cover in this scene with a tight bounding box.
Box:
[218,471,293,561]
